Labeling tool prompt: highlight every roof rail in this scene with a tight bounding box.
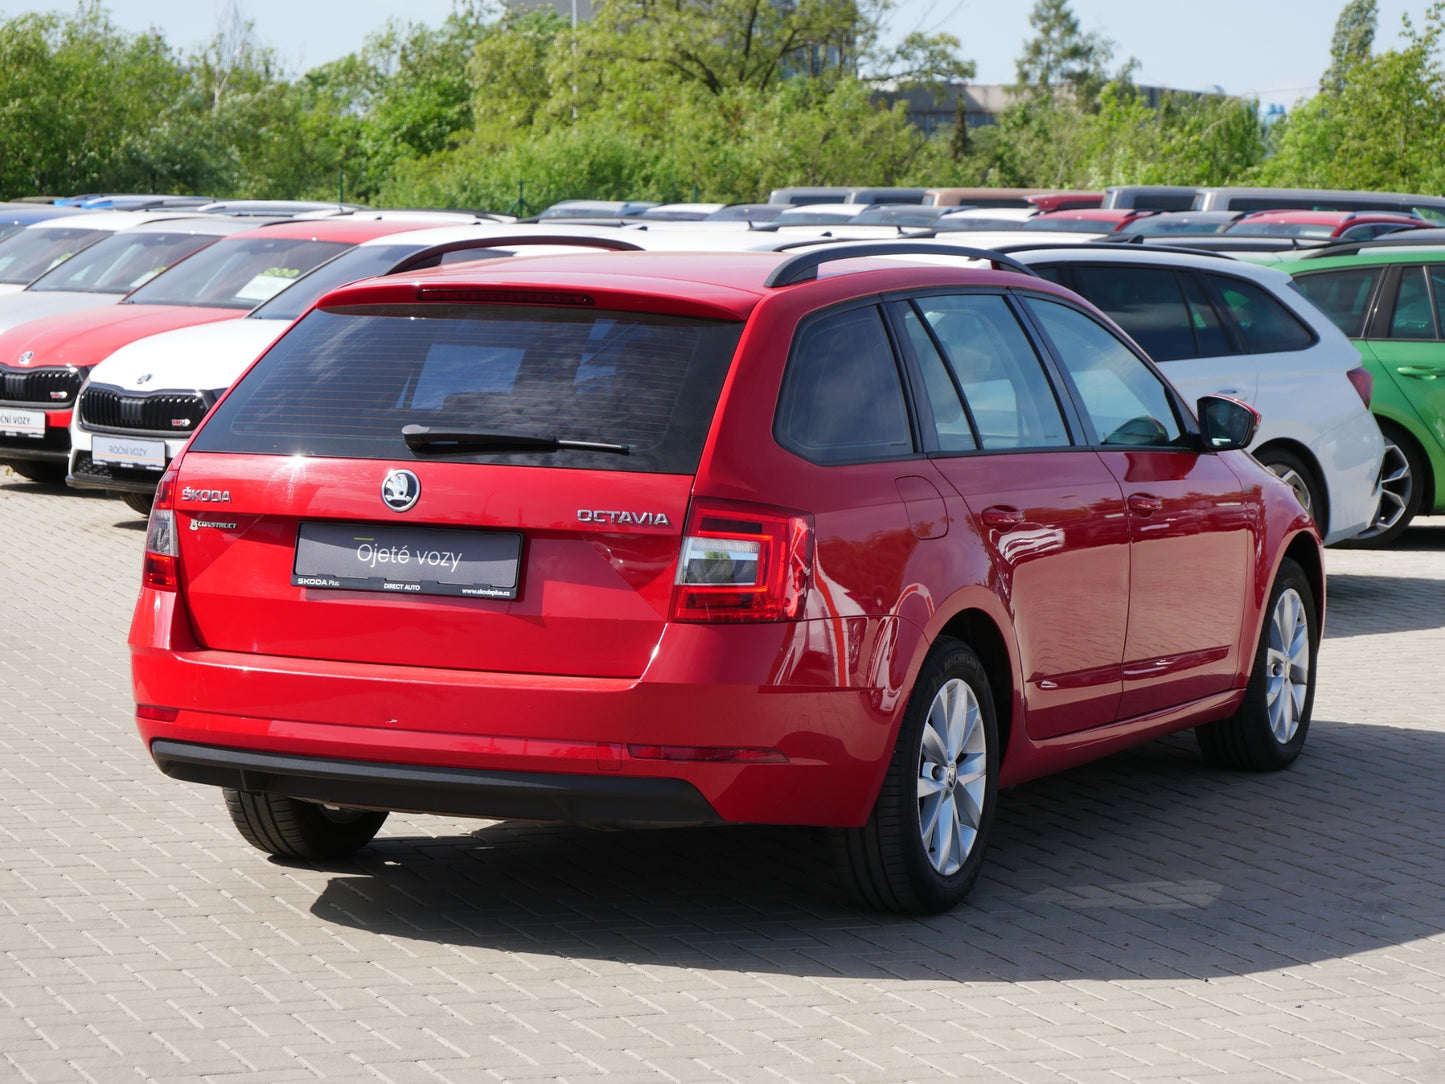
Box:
[387,233,644,274]
[1294,229,1445,259]
[978,239,1241,262]
[763,241,1037,287]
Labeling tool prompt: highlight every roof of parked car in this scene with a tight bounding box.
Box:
[310,247,1057,321]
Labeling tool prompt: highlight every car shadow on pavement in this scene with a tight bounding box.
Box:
[307,717,1445,983]
[1324,570,1445,636]
[0,478,114,500]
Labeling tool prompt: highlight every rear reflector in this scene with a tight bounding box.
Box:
[671,499,813,622]
[136,704,179,722]
[627,744,788,764]
[1346,366,1373,407]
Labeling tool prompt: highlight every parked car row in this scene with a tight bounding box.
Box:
[6,190,1432,915]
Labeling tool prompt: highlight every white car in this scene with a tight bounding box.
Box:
[65,224,653,512]
[0,216,264,335]
[1010,244,1383,544]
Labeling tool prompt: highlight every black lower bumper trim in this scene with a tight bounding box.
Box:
[150,740,723,828]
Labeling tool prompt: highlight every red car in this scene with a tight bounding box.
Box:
[1022,208,1160,233]
[0,218,447,483]
[1224,209,1431,241]
[129,242,1323,913]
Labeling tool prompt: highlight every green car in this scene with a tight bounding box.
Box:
[1287,246,1445,544]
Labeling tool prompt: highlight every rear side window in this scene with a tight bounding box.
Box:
[1387,267,1438,339]
[1292,268,1381,336]
[1067,265,1199,361]
[1203,273,1316,353]
[774,306,913,464]
[191,304,742,475]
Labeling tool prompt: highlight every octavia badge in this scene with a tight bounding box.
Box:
[381,469,420,512]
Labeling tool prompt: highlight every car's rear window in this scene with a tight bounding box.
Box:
[190,303,742,474]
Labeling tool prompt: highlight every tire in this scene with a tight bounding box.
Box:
[121,490,154,516]
[1339,421,1425,548]
[223,788,388,859]
[1255,448,1324,533]
[832,637,999,914]
[5,460,65,484]
[1196,557,1318,771]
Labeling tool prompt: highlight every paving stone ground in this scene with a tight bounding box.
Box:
[2,471,1444,1083]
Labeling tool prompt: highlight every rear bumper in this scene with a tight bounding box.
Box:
[131,591,907,828]
[151,740,721,828]
[1311,408,1385,545]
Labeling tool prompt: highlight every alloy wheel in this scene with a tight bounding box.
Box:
[1356,438,1413,540]
[1266,587,1310,745]
[917,677,988,875]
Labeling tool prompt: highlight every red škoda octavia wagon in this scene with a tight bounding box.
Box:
[129,242,1323,913]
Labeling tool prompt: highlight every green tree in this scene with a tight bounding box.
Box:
[1258,1,1445,194]
[1014,0,1116,106]
[0,6,191,196]
[1322,0,1378,95]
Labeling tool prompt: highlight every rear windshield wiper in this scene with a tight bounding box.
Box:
[402,424,630,456]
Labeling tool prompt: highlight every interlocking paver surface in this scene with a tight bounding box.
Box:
[2,470,1444,1083]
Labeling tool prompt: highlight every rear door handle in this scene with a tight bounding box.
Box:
[980,505,1024,529]
[1127,493,1164,515]
[1396,366,1443,380]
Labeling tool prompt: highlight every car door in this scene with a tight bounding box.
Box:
[893,290,1130,739]
[1020,294,1256,720]
[1360,264,1445,448]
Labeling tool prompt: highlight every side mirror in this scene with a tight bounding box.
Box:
[1196,394,1260,451]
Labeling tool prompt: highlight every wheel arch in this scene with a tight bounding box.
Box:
[1252,438,1330,533]
[1282,531,1325,633]
[1373,413,1437,513]
[934,608,1015,773]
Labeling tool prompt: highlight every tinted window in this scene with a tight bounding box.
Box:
[1204,274,1316,353]
[916,294,1071,450]
[1292,268,1381,336]
[1026,297,1185,448]
[0,227,110,284]
[191,304,742,475]
[900,307,977,452]
[1387,266,1437,339]
[1067,265,1199,361]
[27,231,220,294]
[775,306,912,464]
[125,237,352,309]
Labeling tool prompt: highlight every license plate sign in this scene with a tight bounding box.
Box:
[293,522,522,599]
[93,435,167,470]
[0,408,45,439]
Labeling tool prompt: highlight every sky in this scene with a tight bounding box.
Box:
[0,0,1435,111]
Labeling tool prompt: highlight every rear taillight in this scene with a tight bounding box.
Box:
[671,499,813,623]
[1347,366,1373,407]
[142,468,180,591]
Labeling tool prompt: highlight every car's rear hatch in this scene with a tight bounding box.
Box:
[173,294,747,678]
